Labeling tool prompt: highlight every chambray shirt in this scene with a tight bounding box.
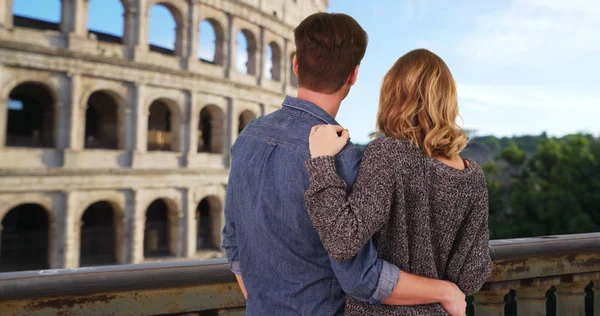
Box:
[222,96,400,316]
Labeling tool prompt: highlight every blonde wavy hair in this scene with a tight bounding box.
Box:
[376,49,467,159]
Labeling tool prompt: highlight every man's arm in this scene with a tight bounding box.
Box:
[329,241,465,312]
[222,144,244,297]
[235,274,248,299]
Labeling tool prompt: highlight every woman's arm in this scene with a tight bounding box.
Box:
[304,139,399,261]
[444,181,492,295]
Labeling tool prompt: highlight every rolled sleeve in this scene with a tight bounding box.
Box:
[330,240,400,305]
[371,260,400,304]
[229,260,242,275]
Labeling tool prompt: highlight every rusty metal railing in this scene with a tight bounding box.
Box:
[0,233,598,316]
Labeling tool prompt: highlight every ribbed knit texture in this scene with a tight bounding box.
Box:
[305,137,492,316]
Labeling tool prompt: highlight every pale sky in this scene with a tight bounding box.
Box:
[13,0,600,143]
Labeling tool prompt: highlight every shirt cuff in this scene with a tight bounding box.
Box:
[229,260,242,275]
[370,261,400,304]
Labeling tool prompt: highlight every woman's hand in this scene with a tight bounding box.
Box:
[309,124,350,158]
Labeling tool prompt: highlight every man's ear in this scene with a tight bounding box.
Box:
[293,55,299,77]
[347,64,360,86]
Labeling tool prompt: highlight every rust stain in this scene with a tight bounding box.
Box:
[25,294,117,310]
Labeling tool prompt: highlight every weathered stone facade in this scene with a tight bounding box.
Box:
[0,0,327,270]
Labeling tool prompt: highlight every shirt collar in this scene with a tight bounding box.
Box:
[282,95,339,125]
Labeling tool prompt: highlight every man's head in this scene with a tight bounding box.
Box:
[293,13,368,98]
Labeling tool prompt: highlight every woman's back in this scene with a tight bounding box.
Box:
[304,137,492,315]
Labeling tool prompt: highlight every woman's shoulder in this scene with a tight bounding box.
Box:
[366,136,415,154]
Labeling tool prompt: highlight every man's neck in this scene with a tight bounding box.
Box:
[297,88,342,118]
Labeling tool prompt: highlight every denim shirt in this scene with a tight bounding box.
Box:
[222,96,400,316]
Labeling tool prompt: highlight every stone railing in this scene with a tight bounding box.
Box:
[0,233,598,316]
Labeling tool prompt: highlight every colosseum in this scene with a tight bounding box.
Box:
[0,0,327,271]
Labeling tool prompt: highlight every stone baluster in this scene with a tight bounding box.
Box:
[556,273,599,316]
[473,281,518,316]
[594,279,599,316]
[516,277,559,316]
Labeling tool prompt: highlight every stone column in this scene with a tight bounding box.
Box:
[131,0,149,59]
[55,75,71,150]
[555,274,591,316]
[184,1,199,69]
[186,92,198,157]
[130,190,145,264]
[256,26,265,86]
[0,0,13,35]
[61,0,89,49]
[67,74,84,150]
[183,188,195,257]
[225,98,237,164]
[63,191,79,268]
[517,277,559,316]
[133,84,147,153]
[224,13,233,78]
[0,96,7,149]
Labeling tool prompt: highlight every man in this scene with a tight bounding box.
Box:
[222,12,467,316]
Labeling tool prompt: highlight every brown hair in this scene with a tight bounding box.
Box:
[376,49,467,159]
[293,13,368,93]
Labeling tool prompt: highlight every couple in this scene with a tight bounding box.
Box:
[222,12,492,316]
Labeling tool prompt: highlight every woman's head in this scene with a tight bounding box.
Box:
[376,49,467,159]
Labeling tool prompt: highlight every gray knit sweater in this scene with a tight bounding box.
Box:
[304,137,492,316]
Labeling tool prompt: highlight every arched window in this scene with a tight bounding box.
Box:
[198,19,225,65]
[85,91,119,149]
[12,0,60,31]
[266,42,282,81]
[80,202,117,267]
[147,100,174,151]
[236,30,257,75]
[6,82,55,148]
[148,4,178,55]
[238,110,257,135]
[144,199,172,258]
[0,204,49,272]
[290,52,299,87]
[196,196,222,251]
[87,0,124,43]
[198,105,224,154]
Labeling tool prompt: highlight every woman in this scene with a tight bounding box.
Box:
[304,49,492,315]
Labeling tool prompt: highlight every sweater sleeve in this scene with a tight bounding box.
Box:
[304,141,398,261]
[445,182,492,295]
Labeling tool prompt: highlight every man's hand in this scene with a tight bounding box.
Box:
[309,124,350,158]
[440,281,467,316]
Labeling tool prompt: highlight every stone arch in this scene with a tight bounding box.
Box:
[87,0,125,43]
[238,110,257,135]
[196,195,223,251]
[236,29,258,75]
[198,104,225,154]
[147,2,185,56]
[5,81,57,148]
[12,0,61,31]
[199,19,225,65]
[147,98,181,152]
[0,203,50,272]
[144,198,179,258]
[79,201,119,267]
[290,52,298,87]
[84,90,121,150]
[266,42,282,81]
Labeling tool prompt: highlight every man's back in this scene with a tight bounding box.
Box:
[222,97,395,315]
